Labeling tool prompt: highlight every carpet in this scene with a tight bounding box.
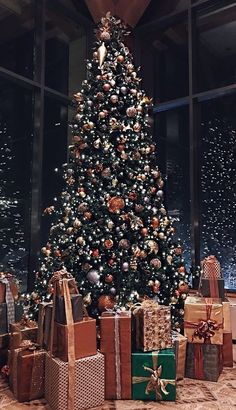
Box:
[1,365,236,410]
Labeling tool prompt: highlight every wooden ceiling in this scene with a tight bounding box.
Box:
[85,0,151,27]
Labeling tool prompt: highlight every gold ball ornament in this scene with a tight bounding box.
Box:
[151,217,159,229]
[100,30,111,41]
[159,232,165,239]
[110,95,119,104]
[103,83,111,92]
[98,295,115,312]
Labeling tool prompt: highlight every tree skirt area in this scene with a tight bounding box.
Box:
[0,365,236,410]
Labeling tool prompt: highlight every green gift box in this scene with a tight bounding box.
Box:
[132,349,176,401]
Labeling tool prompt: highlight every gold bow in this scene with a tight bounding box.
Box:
[132,353,175,401]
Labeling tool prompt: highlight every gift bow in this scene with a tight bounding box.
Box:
[15,315,37,330]
[193,319,220,342]
[48,270,78,295]
[132,353,175,401]
[131,299,159,315]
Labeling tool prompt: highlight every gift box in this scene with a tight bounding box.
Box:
[185,343,222,381]
[200,278,225,299]
[223,332,233,367]
[100,311,131,399]
[9,317,38,346]
[37,302,53,349]
[132,301,172,351]
[201,255,222,279]
[0,274,19,303]
[132,350,176,401]
[10,345,45,402]
[222,299,231,332]
[45,352,105,410]
[53,317,96,362]
[0,303,24,334]
[184,296,223,344]
[55,294,83,325]
[172,331,187,380]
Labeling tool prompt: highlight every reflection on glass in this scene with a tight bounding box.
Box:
[41,98,70,245]
[0,80,33,290]
[0,1,35,78]
[45,3,86,94]
[200,98,236,289]
[155,107,191,269]
[196,3,236,92]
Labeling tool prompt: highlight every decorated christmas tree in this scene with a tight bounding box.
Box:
[32,13,188,329]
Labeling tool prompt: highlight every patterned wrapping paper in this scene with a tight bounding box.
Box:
[45,352,105,410]
[185,343,223,382]
[9,346,45,402]
[200,278,225,299]
[184,296,223,345]
[172,331,187,380]
[201,255,222,279]
[222,299,231,332]
[100,311,131,399]
[132,301,172,352]
[223,331,233,367]
[132,350,176,401]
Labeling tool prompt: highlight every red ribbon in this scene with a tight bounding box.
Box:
[184,298,223,344]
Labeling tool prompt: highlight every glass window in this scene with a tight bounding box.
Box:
[41,98,70,245]
[196,2,236,92]
[0,1,35,78]
[0,79,33,290]
[200,95,236,289]
[142,18,189,102]
[45,3,87,94]
[155,106,191,269]
[139,0,188,24]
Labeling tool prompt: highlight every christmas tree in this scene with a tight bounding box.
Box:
[32,13,188,329]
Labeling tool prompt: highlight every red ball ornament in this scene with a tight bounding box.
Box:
[98,295,115,312]
[108,258,115,266]
[103,83,111,92]
[92,249,99,257]
[108,196,125,213]
[117,55,125,63]
[105,275,113,283]
[151,217,159,228]
[117,144,125,152]
[54,250,61,257]
[178,266,185,273]
[178,282,189,294]
[84,211,92,219]
[141,228,148,236]
[104,239,113,249]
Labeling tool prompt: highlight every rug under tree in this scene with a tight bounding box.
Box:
[1,365,236,410]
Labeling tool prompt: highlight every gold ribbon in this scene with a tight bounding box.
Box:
[132,352,175,401]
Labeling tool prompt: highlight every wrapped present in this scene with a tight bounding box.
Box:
[132,350,176,401]
[201,255,221,279]
[222,299,231,332]
[37,302,53,349]
[200,278,225,299]
[185,343,222,381]
[184,296,223,344]
[0,303,24,335]
[100,311,131,399]
[53,317,96,362]
[9,342,45,402]
[172,331,187,380]
[9,316,38,347]
[45,352,105,410]
[0,273,19,304]
[223,332,233,367]
[132,300,172,351]
[55,294,83,325]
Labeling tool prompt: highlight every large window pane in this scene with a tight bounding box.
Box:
[0,79,33,290]
[200,95,236,289]
[196,3,236,92]
[45,1,87,94]
[0,1,35,78]
[41,98,69,245]
[155,106,191,269]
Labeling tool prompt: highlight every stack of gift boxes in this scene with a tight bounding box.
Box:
[184,255,233,382]
[2,256,234,408]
